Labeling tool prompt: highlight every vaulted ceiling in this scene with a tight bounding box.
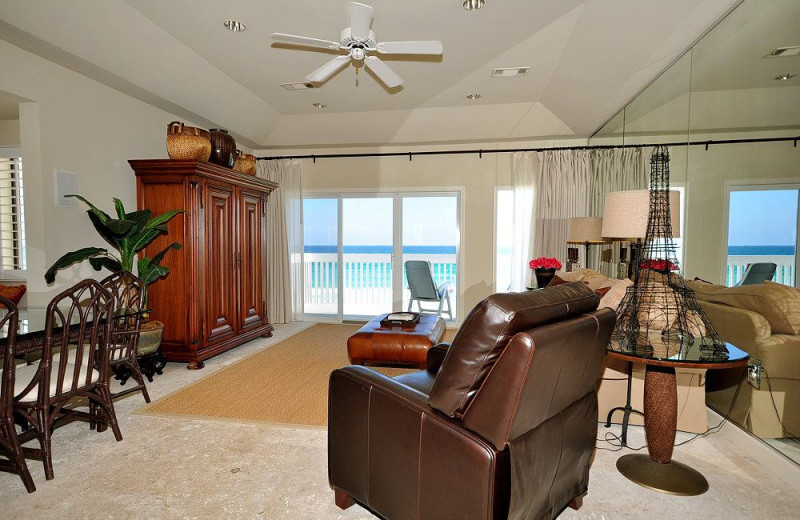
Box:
[0,0,741,148]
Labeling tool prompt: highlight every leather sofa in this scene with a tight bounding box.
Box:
[686,279,800,438]
[328,283,616,520]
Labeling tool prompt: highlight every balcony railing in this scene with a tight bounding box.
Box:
[726,254,794,286]
[303,252,458,317]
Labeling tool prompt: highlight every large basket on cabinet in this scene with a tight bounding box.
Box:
[166,121,212,161]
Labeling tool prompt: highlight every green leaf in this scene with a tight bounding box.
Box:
[113,198,126,220]
[88,256,122,273]
[125,209,152,234]
[150,242,181,266]
[105,218,135,235]
[88,211,123,249]
[44,247,108,284]
[144,209,184,230]
[67,195,111,224]
[128,228,162,254]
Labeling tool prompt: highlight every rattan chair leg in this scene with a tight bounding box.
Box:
[0,419,35,492]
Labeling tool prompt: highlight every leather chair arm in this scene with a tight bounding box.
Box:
[426,342,451,373]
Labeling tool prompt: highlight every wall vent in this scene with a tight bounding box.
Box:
[281,82,315,90]
[491,67,530,78]
[764,46,800,58]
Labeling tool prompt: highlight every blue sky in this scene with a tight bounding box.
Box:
[303,197,458,246]
[728,189,798,246]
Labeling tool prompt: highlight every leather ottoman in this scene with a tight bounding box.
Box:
[347,314,446,368]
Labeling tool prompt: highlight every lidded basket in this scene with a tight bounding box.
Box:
[233,150,257,176]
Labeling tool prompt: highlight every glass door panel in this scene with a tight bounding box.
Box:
[726,188,798,286]
[401,195,459,320]
[303,198,338,316]
[342,197,394,317]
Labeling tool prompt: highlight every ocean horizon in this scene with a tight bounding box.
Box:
[727,245,795,256]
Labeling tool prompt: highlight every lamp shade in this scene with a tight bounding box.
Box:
[601,190,680,240]
[567,217,605,243]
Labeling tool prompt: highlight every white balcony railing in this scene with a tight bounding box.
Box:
[726,254,794,286]
[303,252,457,317]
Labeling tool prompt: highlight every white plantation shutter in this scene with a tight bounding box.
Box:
[0,153,26,274]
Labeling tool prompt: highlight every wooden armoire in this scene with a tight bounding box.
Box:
[131,159,278,368]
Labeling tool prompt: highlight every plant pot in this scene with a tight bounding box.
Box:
[138,320,166,382]
[233,149,257,175]
[166,121,211,161]
[208,128,236,168]
[534,268,556,288]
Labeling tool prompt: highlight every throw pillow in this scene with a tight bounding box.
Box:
[595,286,611,298]
[549,275,569,287]
[0,283,26,305]
[598,278,633,311]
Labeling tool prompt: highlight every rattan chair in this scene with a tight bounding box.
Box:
[100,271,150,403]
[14,279,122,480]
[0,296,35,492]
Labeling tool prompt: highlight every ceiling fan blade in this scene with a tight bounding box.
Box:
[348,2,374,40]
[306,56,352,83]
[271,33,341,50]
[364,56,403,88]
[376,41,443,55]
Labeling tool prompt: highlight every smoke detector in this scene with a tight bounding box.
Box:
[492,67,530,78]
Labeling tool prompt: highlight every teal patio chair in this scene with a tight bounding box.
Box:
[405,260,452,319]
[736,262,777,286]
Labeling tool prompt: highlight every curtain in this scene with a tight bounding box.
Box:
[257,159,304,323]
[589,148,648,277]
[510,152,538,291]
[531,149,592,262]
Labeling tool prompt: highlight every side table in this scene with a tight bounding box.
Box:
[607,340,748,496]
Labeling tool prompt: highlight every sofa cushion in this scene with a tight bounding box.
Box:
[598,278,633,311]
[689,280,800,335]
[0,283,26,305]
[428,282,600,418]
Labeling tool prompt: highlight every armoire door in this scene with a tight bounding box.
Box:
[204,182,238,343]
[239,189,266,330]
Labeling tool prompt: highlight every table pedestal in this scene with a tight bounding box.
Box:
[616,365,709,496]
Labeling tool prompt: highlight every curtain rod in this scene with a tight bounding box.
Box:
[257,135,799,162]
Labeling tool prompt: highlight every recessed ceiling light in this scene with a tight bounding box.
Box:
[775,73,797,81]
[223,19,246,32]
[465,93,481,100]
[764,46,800,58]
[281,82,315,90]
[492,67,530,78]
[312,102,327,108]
[462,0,485,10]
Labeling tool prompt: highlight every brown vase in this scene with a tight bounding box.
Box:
[208,128,236,168]
[534,268,556,289]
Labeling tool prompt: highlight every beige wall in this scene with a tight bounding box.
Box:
[0,39,180,305]
[260,140,585,320]
[0,119,19,146]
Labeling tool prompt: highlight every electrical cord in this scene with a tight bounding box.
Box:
[595,369,745,451]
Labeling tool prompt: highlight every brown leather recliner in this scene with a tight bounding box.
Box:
[329,282,616,520]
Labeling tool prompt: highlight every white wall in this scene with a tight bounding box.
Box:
[0,39,185,306]
[0,119,19,146]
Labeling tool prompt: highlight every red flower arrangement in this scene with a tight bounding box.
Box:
[529,257,563,270]
[639,259,679,272]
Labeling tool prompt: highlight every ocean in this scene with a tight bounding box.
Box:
[727,245,795,255]
[304,245,457,254]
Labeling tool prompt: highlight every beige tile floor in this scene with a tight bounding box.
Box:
[0,321,798,519]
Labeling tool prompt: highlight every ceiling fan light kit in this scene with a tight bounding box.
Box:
[271,2,443,89]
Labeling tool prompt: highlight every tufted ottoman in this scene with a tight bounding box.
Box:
[347,314,446,368]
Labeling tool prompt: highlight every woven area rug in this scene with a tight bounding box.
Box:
[137,323,455,428]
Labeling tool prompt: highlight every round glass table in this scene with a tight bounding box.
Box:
[607,336,749,496]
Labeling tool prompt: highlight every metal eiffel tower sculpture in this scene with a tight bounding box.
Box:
[613,145,725,356]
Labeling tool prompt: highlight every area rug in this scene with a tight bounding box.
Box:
[137,323,455,428]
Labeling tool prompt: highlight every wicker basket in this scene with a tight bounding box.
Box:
[233,150,257,176]
[166,121,212,161]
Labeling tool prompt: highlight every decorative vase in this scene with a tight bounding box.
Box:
[232,149,257,175]
[138,320,166,382]
[166,121,211,161]
[534,268,556,288]
[208,128,236,168]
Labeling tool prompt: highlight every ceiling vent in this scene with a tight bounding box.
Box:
[764,46,800,58]
[281,82,315,90]
[492,67,530,78]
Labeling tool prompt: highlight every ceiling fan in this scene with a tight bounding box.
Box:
[270,2,443,89]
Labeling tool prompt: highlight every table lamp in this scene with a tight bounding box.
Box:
[601,190,680,277]
[567,217,605,270]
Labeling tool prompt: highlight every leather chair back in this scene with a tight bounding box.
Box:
[428,282,600,417]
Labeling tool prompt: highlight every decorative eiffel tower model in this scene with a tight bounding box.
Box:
[613,146,725,357]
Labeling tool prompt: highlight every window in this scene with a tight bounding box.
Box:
[0,149,25,275]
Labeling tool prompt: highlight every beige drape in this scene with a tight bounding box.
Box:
[257,159,303,323]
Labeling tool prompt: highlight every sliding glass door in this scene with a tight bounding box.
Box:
[303,191,460,320]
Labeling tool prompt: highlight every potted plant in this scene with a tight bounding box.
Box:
[44,195,182,380]
[528,257,563,288]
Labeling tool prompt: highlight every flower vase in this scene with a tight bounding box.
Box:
[535,268,556,288]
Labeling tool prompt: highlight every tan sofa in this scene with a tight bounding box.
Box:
[558,269,708,433]
[686,280,800,438]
